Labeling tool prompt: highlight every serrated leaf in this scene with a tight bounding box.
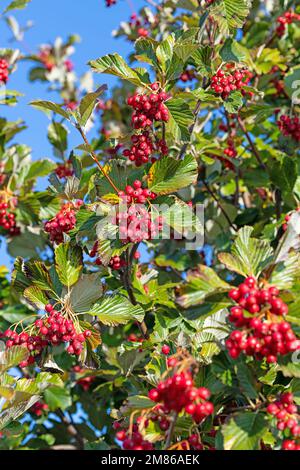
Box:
[70,273,103,313]
[89,53,146,87]
[0,346,29,373]
[220,38,247,63]
[210,0,252,35]
[47,121,68,153]
[165,98,194,142]
[30,100,70,120]
[55,243,83,288]
[88,295,144,326]
[148,155,197,195]
[79,85,107,127]
[44,386,71,411]
[223,91,243,114]
[23,285,48,310]
[177,265,230,308]
[218,226,273,277]
[222,412,267,450]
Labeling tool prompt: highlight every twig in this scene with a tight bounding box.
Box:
[165,411,178,449]
[122,245,149,339]
[202,180,237,232]
[76,125,119,193]
[57,409,84,450]
[237,116,267,170]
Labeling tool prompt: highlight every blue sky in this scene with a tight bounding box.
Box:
[0,0,145,268]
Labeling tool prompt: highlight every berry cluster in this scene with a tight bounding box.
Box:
[122,131,168,166]
[224,138,237,159]
[148,372,214,424]
[0,59,9,84]
[211,68,252,99]
[73,366,95,391]
[277,115,300,142]
[116,205,163,244]
[129,13,149,38]
[127,83,169,129]
[115,424,154,451]
[44,200,82,244]
[55,161,74,179]
[118,180,156,204]
[0,201,20,236]
[228,277,288,316]
[276,10,300,37]
[267,392,300,450]
[31,402,49,417]
[226,277,300,363]
[105,0,117,6]
[4,305,91,366]
[34,304,91,356]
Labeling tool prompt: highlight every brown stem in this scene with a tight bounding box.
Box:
[237,116,267,170]
[122,246,148,339]
[57,409,84,450]
[165,411,178,449]
[76,125,119,194]
[202,180,237,232]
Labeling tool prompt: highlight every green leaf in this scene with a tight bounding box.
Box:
[44,386,71,411]
[135,37,159,67]
[177,265,230,309]
[210,0,252,35]
[148,155,197,195]
[165,98,194,142]
[26,159,56,180]
[269,156,297,194]
[79,85,107,127]
[47,122,68,153]
[23,285,48,310]
[88,53,146,87]
[270,252,300,289]
[70,273,103,313]
[156,35,174,73]
[284,66,300,101]
[222,412,267,450]
[88,295,145,326]
[22,260,53,291]
[277,356,300,378]
[220,38,247,63]
[223,91,243,114]
[3,0,31,13]
[218,226,273,278]
[0,346,28,374]
[30,100,70,120]
[55,243,83,288]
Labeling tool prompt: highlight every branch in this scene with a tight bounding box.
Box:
[122,245,149,339]
[237,116,267,170]
[76,125,119,194]
[57,409,84,450]
[164,411,178,449]
[202,180,237,232]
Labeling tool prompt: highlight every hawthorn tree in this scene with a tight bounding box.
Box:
[0,0,300,451]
